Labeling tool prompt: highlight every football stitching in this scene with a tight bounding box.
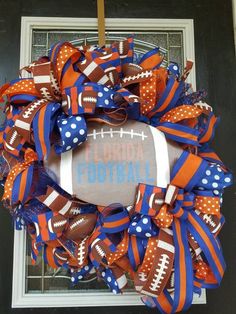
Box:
[195,102,212,112]
[77,238,86,265]
[87,128,147,141]
[22,99,45,119]
[95,244,106,257]
[139,272,148,282]
[9,130,18,145]
[167,270,175,291]
[50,70,60,93]
[83,96,97,103]
[123,70,152,83]
[70,207,80,215]
[70,217,85,230]
[202,214,216,228]
[119,41,124,55]
[53,219,67,228]
[149,254,170,292]
[40,87,53,100]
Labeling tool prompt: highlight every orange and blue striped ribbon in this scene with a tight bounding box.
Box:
[187,211,225,284]
[135,183,165,216]
[89,48,121,77]
[139,48,163,70]
[63,82,116,116]
[61,59,86,90]
[11,165,34,205]
[198,143,223,165]
[101,209,130,233]
[199,112,219,144]
[89,231,116,268]
[171,150,208,191]
[147,290,173,313]
[33,102,60,160]
[128,235,147,271]
[172,219,193,312]
[148,77,184,119]
[157,122,200,146]
[32,211,67,243]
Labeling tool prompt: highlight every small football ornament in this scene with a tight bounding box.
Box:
[65,213,97,241]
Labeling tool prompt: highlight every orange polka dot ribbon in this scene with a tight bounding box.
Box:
[194,260,209,280]
[140,72,157,115]
[155,104,204,148]
[138,236,159,274]
[2,148,37,205]
[195,195,221,217]
[160,104,202,124]
[107,231,129,265]
[2,79,40,103]
[152,204,174,228]
[54,42,82,83]
[140,68,168,115]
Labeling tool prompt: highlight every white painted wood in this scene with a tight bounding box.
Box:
[233,0,236,52]
[12,16,203,308]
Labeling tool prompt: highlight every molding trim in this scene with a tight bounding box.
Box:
[13,16,202,308]
[233,0,236,52]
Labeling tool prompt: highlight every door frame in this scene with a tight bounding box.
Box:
[12,16,202,308]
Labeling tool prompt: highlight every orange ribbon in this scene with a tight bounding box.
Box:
[160,104,202,124]
[107,231,129,265]
[140,68,168,115]
[195,195,221,217]
[194,260,209,280]
[2,148,37,204]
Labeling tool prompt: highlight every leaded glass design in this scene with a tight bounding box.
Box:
[26,29,184,293]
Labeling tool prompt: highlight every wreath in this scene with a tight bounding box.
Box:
[0,36,232,313]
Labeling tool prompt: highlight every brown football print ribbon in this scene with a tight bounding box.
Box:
[138,229,175,297]
[5,99,49,155]
[37,185,74,216]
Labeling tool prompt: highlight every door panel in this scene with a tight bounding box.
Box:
[0,1,235,313]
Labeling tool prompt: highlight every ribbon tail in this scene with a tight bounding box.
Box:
[172,218,193,313]
[187,211,226,285]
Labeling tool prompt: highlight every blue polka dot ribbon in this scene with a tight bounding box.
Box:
[196,163,233,195]
[128,214,158,238]
[55,114,87,153]
[101,267,121,294]
[70,262,94,284]
[167,62,180,78]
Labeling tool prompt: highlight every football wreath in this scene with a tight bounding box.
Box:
[0,36,233,313]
